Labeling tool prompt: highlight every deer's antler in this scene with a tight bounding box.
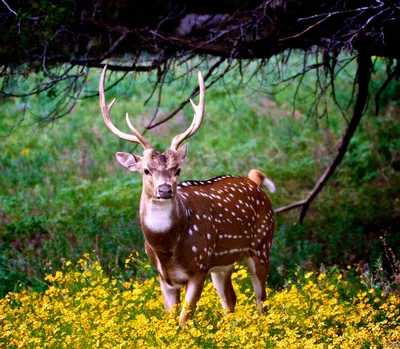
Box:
[170,72,205,150]
[99,65,151,149]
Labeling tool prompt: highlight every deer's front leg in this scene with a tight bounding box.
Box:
[159,275,181,314]
[179,272,207,326]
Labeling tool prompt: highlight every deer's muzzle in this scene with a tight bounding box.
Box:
[156,184,173,199]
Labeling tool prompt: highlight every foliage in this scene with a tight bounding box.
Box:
[0,256,399,348]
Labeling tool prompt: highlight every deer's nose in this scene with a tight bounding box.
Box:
[156,184,173,199]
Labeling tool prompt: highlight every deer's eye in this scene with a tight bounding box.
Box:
[175,168,181,176]
[144,168,151,175]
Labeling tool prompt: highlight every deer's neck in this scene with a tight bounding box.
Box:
[140,193,186,250]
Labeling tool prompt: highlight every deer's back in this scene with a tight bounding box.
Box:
[176,175,274,271]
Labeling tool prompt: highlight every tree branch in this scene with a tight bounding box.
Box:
[274,53,373,223]
[146,57,225,129]
[375,62,400,116]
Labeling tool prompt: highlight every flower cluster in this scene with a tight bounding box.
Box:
[1,256,399,348]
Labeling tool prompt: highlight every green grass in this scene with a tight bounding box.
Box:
[0,55,399,296]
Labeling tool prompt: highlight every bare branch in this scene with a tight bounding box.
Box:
[146,57,225,129]
[280,14,333,42]
[375,63,400,116]
[1,0,17,16]
[274,53,373,222]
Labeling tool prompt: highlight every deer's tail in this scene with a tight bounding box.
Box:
[248,169,276,193]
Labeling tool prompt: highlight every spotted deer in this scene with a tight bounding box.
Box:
[99,66,275,325]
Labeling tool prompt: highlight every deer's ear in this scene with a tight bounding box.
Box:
[177,143,189,161]
[115,152,142,172]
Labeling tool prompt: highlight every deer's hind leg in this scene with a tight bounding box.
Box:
[210,264,236,314]
[245,257,269,313]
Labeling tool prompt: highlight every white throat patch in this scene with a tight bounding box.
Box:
[143,200,173,232]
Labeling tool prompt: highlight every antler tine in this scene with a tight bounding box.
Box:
[99,65,151,149]
[126,113,151,149]
[170,71,205,150]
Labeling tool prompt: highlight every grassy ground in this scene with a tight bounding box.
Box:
[0,55,399,299]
